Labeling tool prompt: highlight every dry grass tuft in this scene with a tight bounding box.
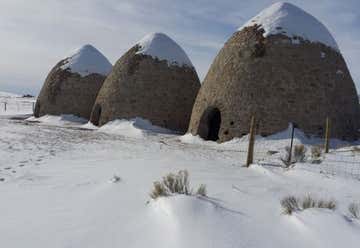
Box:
[281,196,300,215]
[281,144,307,167]
[294,144,306,162]
[150,181,170,199]
[352,146,360,153]
[281,195,336,215]
[316,199,336,210]
[163,170,190,195]
[280,146,293,167]
[196,184,207,197]
[301,195,316,209]
[150,170,207,199]
[348,203,360,219]
[311,146,322,159]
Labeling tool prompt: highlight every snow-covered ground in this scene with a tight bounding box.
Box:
[0,91,35,116]
[1,98,360,248]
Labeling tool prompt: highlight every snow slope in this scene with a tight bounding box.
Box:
[97,118,175,138]
[239,2,339,50]
[26,116,175,138]
[60,44,112,77]
[1,116,360,248]
[26,114,88,127]
[136,33,193,67]
[1,101,360,248]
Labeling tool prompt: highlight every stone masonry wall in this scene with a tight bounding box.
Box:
[91,46,200,133]
[188,26,360,142]
[35,60,106,119]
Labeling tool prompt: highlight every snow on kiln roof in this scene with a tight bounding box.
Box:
[239,2,339,50]
[60,44,112,77]
[136,33,193,67]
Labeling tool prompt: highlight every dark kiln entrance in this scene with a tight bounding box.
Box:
[198,107,221,141]
[91,104,102,126]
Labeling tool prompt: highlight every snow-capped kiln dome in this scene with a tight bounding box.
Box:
[60,44,112,77]
[188,2,360,142]
[240,2,339,50]
[90,33,200,133]
[136,33,193,67]
[34,45,112,119]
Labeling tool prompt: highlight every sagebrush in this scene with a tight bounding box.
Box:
[281,195,336,215]
[281,144,307,167]
[150,170,207,199]
[310,145,323,164]
[348,202,359,219]
[196,184,207,197]
[352,146,360,154]
[281,196,300,215]
[294,144,306,162]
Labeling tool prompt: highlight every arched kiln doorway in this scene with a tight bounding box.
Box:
[198,107,221,141]
[91,104,102,126]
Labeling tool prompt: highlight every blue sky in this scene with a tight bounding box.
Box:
[0,0,359,95]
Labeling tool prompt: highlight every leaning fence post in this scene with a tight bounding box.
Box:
[324,117,330,153]
[287,123,296,165]
[246,116,256,167]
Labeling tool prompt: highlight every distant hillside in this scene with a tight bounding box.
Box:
[0,91,20,98]
[0,91,35,99]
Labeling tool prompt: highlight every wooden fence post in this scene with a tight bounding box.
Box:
[288,123,296,165]
[324,117,330,153]
[246,116,256,167]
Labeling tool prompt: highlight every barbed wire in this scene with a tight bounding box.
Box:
[2,101,360,180]
[235,134,360,180]
[1,101,34,114]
